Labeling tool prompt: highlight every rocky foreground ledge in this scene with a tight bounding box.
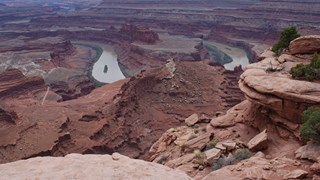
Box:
[0,153,192,180]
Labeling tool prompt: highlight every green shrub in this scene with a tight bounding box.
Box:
[272,26,300,55]
[300,108,320,143]
[290,53,320,81]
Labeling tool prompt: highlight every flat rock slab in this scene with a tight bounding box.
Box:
[295,143,320,161]
[0,153,192,180]
[185,113,199,126]
[247,129,268,151]
[283,169,308,179]
[205,148,222,162]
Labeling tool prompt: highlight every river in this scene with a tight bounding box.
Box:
[91,47,125,83]
[205,41,249,70]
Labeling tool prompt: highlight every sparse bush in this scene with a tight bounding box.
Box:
[212,148,252,170]
[233,148,252,161]
[212,154,235,170]
[290,53,320,81]
[157,155,168,165]
[300,108,320,143]
[193,149,208,166]
[272,26,300,55]
[194,149,205,159]
[201,127,207,133]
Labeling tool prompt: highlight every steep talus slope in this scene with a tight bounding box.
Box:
[0,153,192,180]
[148,35,320,179]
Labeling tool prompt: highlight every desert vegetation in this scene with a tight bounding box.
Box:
[212,148,252,170]
[272,26,300,55]
[290,53,320,81]
[300,108,320,143]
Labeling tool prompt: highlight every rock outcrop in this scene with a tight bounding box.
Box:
[240,47,320,134]
[120,24,159,44]
[0,69,46,99]
[0,153,192,180]
[289,35,320,55]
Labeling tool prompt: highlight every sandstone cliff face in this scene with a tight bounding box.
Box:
[0,153,192,180]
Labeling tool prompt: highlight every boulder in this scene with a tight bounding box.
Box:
[183,133,211,153]
[165,153,195,168]
[283,169,308,179]
[289,35,320,55]
[257,50,276,61]
[199,114,211,123]
[247,129,268,151]
[0,153,192,180]
[210,112,236,127]
[311,161,320,174]
[204,148,222,163]
[295,143,320,162]
[253,151,266,158]
[185,113,199,126]
[215,142,227,151]
[221,141,237,151]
